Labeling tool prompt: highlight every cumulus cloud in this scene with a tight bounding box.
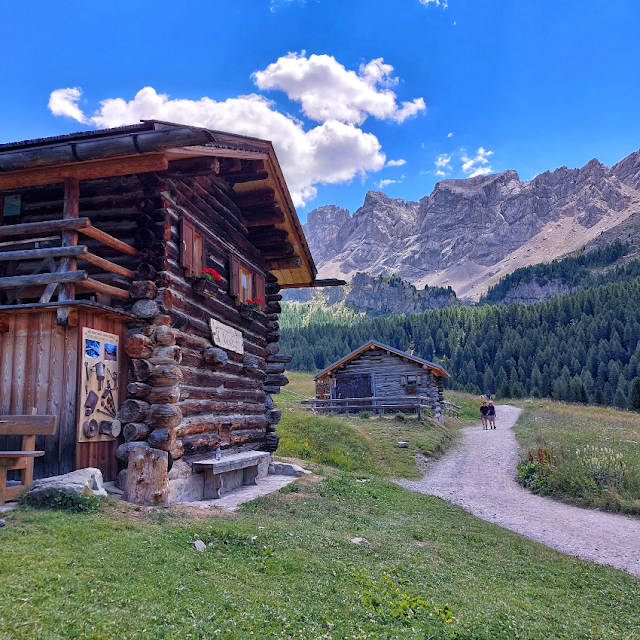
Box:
[376,179,397,189]
[48,54,425,207]
[386,158,406,167]
[461,147,493,177]
[434,153,452,169]
[447,132,453,137]
[253,53,425,125]
[48,88,88,124]
[419,0,448,7]
[49,86,385,207]
[435,170,446,177]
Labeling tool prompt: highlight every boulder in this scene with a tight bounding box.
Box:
[27,468,107,501]
[268,461,311,477]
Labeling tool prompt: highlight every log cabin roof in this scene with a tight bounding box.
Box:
[0,121,323,289]
[315,340,450,380]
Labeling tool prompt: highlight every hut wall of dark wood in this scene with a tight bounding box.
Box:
[0,306,127,481]
[325,348,444,409]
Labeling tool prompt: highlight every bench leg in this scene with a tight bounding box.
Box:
[203,469,223,499]
[242,465,258,486]
[0,466,6,506]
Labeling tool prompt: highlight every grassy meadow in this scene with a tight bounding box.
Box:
[512,400,640,515]
[1,374,639,639]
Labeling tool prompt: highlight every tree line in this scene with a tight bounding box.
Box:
[281,277,640,410]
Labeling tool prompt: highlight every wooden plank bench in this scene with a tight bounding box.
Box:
[192,451,267,500]
[0,415,57,505]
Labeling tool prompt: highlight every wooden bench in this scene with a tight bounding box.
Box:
[0,415,57,505]
[192,451,267,500]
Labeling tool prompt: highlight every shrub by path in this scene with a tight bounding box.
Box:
[397,405,640,578]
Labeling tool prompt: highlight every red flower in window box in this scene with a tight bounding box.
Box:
[200,268,222,282]
[246,298,263,311]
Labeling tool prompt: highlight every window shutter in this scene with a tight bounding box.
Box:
[180,217,195,276]
[254,272,266,310]
[229,255,239,298]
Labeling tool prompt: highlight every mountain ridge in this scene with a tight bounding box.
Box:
[303,150,640,302]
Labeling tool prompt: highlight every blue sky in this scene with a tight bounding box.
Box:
[2,0,639,220]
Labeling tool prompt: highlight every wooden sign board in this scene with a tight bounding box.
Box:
[78,327,121,443]
[210,319,244,354]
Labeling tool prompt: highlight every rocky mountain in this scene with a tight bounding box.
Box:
[303,151,640,302]
[282,272,458,314]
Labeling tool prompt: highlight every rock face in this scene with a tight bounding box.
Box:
[27,468,107,501]
[283,272,458,314]
[304,151,640,301]
[491,279,576,306]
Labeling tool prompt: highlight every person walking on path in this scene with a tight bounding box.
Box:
[480,401,489,429]
[486,401,496,429]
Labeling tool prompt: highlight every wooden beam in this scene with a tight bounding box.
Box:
[0,270,88,290]
[79,225,139,257]
[0,245,88,262]
[243,211,285,227]
[77,278,130,300]
[260,245,295,260]
[58,177,80,317]
[0,217,91,239]
[0,153,169,190]
[225,171,269,185]
[234,188,275,207]
[267,257,302,270]
[79,252,135,279]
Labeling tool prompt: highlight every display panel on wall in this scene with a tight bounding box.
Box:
[78,327,121,442]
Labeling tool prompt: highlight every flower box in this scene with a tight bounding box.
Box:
[192,278,219,298]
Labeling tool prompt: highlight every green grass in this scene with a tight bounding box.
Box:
[513,400,640,515]
[1,475,639,639]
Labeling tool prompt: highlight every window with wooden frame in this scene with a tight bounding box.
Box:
[229,255,266,311]
[180,217,205,277]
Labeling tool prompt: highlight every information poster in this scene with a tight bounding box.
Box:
[78,327,121,443]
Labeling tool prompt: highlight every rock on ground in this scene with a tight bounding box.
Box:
[27,468,107,501]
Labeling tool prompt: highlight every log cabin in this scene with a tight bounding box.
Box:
[314,341,449,419]
[0,121,341,502]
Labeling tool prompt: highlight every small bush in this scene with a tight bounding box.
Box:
[19,490,102,513]
[517,459,553,496]
[394,412,407,422]
[358,411,371,419]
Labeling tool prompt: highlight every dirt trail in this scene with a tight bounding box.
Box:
[397,405,640,578]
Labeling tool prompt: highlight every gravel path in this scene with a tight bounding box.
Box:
[397,405,640,578]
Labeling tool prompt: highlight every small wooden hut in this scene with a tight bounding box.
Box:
[0,121,340,501]
[314,341,449,418]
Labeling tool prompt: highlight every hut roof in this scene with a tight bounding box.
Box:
[315,340,450,380]
[0,120,323,289]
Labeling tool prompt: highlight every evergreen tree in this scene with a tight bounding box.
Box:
[613,387,628,409]
[628,377,640,412]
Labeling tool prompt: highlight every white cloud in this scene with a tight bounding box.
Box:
[419,0,448,7]
[461,147,493,177]
[435,170,446,177]
[49,86,385,207]
[376,179,397,189]
[434,153,452,169]
[253,53,425,125]
[48,88,89,124]
[447,132,453,137]
[386,158,406,167]
[48,54,425,207]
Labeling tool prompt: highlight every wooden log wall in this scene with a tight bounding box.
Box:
[116,171,285,463]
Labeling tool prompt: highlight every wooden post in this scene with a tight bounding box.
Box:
[58,177,79,326]
[122,443,169,506]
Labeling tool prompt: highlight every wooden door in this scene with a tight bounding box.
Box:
[336,374,372,399]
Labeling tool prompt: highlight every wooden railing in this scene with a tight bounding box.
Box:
[442,401,461,417]
[0,217,139,306]
[301,395,440,419]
